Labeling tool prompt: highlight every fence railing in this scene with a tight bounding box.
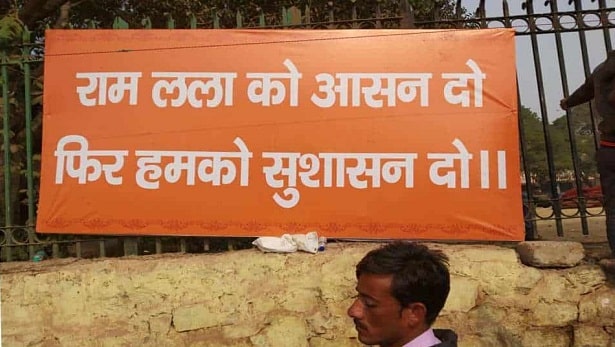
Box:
[2,0,615,262]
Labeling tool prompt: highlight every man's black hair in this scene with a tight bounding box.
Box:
[356,241,450,325]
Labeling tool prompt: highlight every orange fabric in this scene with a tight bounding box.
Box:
[37,29,522,240]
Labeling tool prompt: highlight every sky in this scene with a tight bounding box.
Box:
[460,0,615,121]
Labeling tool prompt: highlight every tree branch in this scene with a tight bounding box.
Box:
[19,0,70,28]
[54,1,71,28]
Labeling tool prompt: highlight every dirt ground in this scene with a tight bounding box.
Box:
[533,206,612,260]
[534,207,607,242]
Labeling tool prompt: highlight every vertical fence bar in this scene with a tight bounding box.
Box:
[477,0,487,28]
[305,4,311,25]
[455,0,463,28]
[328,4,335,28]
[2,52,11,227]
[1,51,12,261]
[598,0,613,53]
[112,16,137,256]
[282,7,289,27]
[550,0,589,235]
[156,238,162,254]
[236,10,243,28]
[259,10,266,27]
[525,0,565,236]
[505,1,537,239]
[52,242,59,258]
[22,28,37,256]
[400,0,415,28]
[518,85,537,240]
[573,0,601,150]
[375,2,382,29]
[213,10,220,29]
[142,17,152,29]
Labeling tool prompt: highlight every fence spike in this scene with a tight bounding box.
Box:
[141,17,152,29]
[213,10,220,29]
[112,16,129,29]
[190,13,197,29]
[166,14,175,29]
[259,10,266,27]
[236,10,243,28]
[282,7,289,26]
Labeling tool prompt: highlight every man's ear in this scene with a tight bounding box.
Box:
[401,302,427,327]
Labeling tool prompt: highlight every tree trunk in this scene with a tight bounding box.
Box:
[19,0,69,28]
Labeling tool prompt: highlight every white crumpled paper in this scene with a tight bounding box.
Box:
[253,231,319,254]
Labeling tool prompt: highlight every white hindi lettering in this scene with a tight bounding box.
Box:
[427,139,473,189]
[246,59,302,107]
[480,150,508,189]
[442,59,486,107]
[135,137,252,190]
[151,72,237,108]
[310,73,432,108]
[76,72,141,107]
[54,135,128,185]
[262,152,303,209]
[262,152,417,208]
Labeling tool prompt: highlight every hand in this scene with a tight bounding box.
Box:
[560,98,568,110]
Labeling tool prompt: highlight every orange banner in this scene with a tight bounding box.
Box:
[38,29,522,240]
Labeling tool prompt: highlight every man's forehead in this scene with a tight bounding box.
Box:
[357,273,394,296]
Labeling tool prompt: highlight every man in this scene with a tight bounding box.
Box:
[561,51,615,271]
[347,241,457,347]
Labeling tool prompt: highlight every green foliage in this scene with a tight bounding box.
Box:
[0,15,23,49]
[521,105,598,186]
[24,0,466,31]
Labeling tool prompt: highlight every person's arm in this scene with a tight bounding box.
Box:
[561,76,594,110]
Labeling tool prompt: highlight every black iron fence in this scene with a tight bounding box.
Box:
[2,0,614,261]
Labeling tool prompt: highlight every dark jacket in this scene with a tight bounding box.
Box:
[433,329,458,347]
[566,51,615,142]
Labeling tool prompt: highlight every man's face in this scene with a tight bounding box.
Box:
[347,274,413,347]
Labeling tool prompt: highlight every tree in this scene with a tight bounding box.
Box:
[520,104,599,189]
[3,0,468,33]
[520,106,548,185]
[550,103,598,185]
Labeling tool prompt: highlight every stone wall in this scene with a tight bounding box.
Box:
[1,242,614,347]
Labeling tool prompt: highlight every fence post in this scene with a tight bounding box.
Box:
[142,17,152,29]
[259,10,266,27]
[399,0,415,29]
[22,27,36,258]
[112,16,129,29]
[1,50,12,261]
[305,4,311,25]
[111,16,139,256]
[190,14,197,29]
[235,10,243,28]
[166,14,175,29]
[282,7,289,27]
[213,10,220,29]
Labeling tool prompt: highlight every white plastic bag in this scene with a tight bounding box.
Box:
[291,231,319,254]
[252,234,297,253]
